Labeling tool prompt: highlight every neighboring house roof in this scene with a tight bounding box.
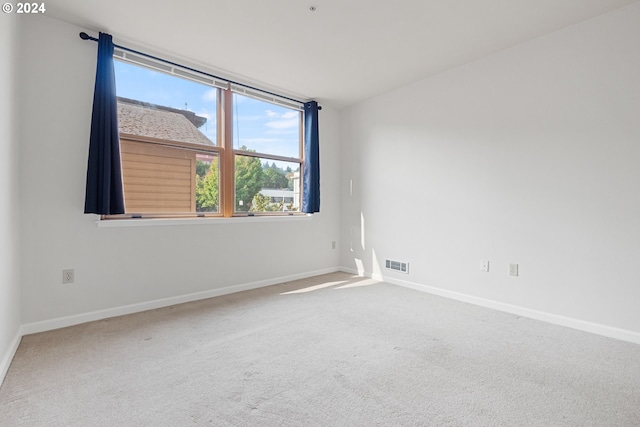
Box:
[117,97,213,146]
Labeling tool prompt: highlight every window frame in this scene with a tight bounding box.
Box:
[104,55,305,221]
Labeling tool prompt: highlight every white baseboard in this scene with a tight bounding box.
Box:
[340,267,640,345]
[0,329,22,387]
[21,267,340,336]
[10,264,638,387]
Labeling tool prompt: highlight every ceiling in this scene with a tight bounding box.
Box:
[46,0,637,108]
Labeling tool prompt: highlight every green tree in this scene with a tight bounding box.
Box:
[235,152,264,211]
[250,193,283,212]
[251,193,271,212]
[196,160,209,178]
[196,158,219,212]
[263,167,289,189]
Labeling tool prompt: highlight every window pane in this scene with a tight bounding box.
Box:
[115,61,217,146]
[235,155,301,213]
[114,60,219,215]
[233,93,300,159]
[196,153,219,213]
[120,143,218,214]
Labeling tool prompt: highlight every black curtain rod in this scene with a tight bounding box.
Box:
[79,32,320,109]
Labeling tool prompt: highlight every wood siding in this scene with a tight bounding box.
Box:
[121,139,196,213]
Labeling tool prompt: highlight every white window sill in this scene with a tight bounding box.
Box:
[96,214,313,228]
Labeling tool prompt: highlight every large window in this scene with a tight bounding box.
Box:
[109,58,303,218]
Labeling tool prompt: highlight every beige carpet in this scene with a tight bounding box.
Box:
[1,272,640,426]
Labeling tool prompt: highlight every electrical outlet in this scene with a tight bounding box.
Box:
[509,264,519,277]
[62,269,75,284]
[480,260,489,272]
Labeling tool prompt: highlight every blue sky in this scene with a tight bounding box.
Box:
[114,60,300,161]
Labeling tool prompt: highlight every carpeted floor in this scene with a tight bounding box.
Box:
[1,272,639,426]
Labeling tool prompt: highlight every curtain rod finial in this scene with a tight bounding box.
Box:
[79,32,91,40]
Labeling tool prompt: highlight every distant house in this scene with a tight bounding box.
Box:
[117,97,213,213]
[259,171,300,210]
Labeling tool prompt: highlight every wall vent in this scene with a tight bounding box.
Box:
[385,260,409,274]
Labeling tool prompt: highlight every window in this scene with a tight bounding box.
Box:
[232,93,302,213]
[109,56,304,218]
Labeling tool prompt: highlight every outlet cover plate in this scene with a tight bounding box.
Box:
[509,264,519,277]
[62,269,75,284]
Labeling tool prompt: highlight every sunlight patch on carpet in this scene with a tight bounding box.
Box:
[280,280,348,295]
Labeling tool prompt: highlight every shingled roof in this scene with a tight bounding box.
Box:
[117,97,214,147]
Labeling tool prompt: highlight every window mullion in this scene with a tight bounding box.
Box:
[233,149,302,164]
[220,88,235,217]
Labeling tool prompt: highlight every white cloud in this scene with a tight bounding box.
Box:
[202,89,217,102]
[196,109,216,126]
[265,129,297,135]
[264,110,298,120]
[237,114,264,122]
[265,118,298,130]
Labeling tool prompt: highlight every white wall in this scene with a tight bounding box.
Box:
[341,4,640,334]
[19,15,341,325]
[0,13,21,377]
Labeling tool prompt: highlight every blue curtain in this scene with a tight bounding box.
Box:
[302,101,320,213]
[84,32,125,215]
